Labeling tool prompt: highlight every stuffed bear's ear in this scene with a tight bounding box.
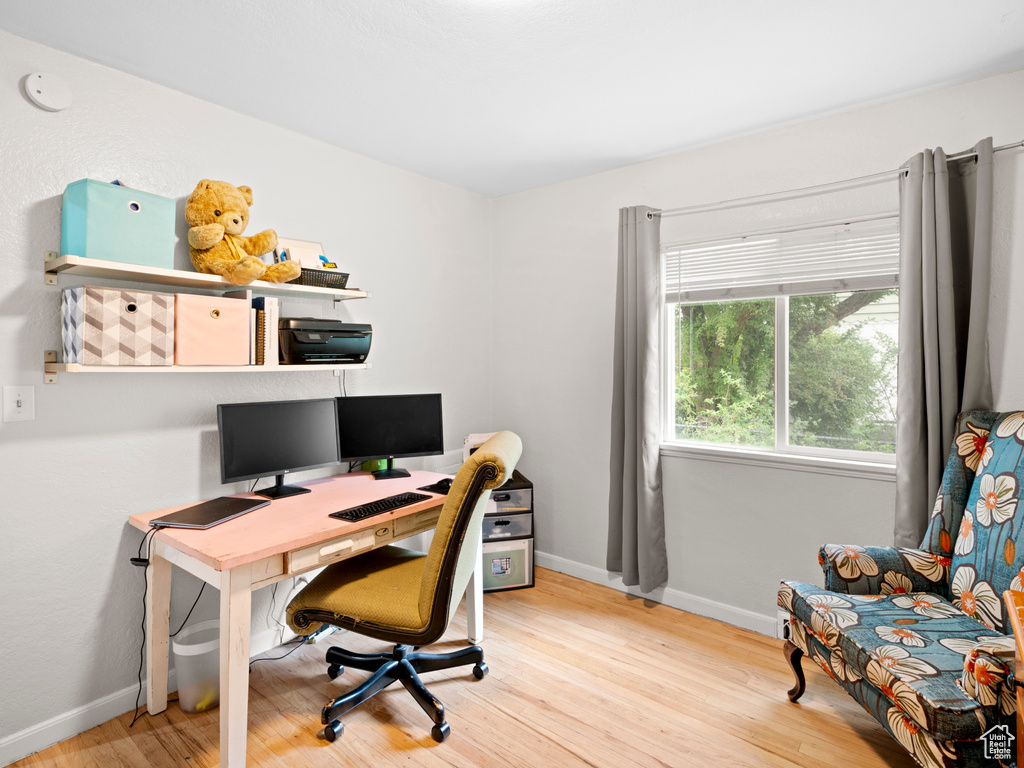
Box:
[238,186,253,206]
[197,179,212,190]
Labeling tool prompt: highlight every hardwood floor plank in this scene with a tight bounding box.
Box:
[10,568,916,768]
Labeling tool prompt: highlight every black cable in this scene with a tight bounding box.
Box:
[129,526,203,727]
[136,525,158,560]
[170,583,206,638]
[248,638,305,671]
[270,581,286,629]
[129,527,159,727]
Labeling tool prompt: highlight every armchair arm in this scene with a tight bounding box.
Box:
[959,636,1016,712]
[818,544,951,597]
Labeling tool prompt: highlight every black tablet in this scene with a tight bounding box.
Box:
[149,497,270,529]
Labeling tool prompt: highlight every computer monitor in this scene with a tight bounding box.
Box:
[218,398,341,499]
[335,393,443,479]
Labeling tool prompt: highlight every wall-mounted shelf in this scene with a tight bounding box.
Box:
[44,362,367,375]
[43,251,371,383]
[42,350,367,382]
[44,253,368,301]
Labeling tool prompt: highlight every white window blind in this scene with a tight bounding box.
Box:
[663,216,899,304]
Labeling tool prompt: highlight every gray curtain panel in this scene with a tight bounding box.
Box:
[894,138,994,547]
[608,205,668,592]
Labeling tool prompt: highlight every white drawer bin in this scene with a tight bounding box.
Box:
[486,486,533,516]
[481,539,534,592]
[482,512,533,541]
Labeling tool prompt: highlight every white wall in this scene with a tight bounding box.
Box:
[491,67,1024,634]
[0,31,495,759]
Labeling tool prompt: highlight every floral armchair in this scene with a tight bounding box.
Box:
[778,410,1024,768]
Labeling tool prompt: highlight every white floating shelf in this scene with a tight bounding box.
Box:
[45,362,368,374]
[45,254,368,300]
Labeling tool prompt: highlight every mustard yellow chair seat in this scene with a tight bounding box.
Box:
[287,431,522,744]
[288,546,428,634]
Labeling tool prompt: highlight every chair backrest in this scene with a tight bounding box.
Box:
[924,410,1024,632]
[415,431,522,641]
[920,410,1001,559]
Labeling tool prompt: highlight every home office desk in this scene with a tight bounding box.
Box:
[128,470,482,768]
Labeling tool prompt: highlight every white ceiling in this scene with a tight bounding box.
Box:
[4,0,1024,197]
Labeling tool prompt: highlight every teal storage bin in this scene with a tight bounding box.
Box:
[61,179,175,268]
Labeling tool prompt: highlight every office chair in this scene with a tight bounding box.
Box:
[287,430,522,743]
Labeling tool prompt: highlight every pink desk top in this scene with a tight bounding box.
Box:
[128,471,448,571]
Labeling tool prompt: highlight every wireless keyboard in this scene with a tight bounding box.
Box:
[330,491,432,522]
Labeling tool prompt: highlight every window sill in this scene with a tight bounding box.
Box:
[659,441,896,482]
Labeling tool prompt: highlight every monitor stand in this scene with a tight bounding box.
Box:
[255,473,312,499]
[371,458,411,480]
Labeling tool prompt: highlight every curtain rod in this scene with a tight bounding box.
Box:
[660,211,899,251]
[650,139,1024,220]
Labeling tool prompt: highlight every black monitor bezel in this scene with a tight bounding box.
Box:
[335,393,444,463]
[217,397,341,484]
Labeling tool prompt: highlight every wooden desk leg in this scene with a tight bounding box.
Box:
[219,566,252,768]
[466,553,483,644]
[145,549,171,715]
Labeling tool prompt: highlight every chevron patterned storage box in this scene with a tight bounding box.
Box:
[61,285,174,366]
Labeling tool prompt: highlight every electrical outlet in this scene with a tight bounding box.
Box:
[776,610,791,640]
[3,386,35,422]
[304,624,341,644]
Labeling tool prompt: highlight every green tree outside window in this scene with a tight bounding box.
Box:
[672,289,897,453]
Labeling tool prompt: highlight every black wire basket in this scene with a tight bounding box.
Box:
[294,268,350,289]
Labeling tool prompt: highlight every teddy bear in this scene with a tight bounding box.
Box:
[185,179,301,285]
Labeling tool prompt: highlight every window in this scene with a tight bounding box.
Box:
[663,217,899,460]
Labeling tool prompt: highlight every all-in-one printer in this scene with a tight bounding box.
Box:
[278,318,372,364]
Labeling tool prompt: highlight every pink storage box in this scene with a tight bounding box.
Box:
[174,294,249,366]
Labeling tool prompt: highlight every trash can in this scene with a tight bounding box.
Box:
[171,620,220,713]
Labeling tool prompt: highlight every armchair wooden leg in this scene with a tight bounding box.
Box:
[784,640,806,702]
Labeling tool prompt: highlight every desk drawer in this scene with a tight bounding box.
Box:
[287,524,391,572]
[393,507,442,538]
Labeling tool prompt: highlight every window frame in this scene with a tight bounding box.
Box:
[659,219,900,472]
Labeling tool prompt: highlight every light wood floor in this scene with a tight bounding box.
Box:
[13,568,916,768]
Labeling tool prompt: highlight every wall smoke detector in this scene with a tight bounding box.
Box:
[25,72,73,112]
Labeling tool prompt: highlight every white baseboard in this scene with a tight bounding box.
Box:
[533,550,776,637]
[0,681,152,768]
[0,628,292,767]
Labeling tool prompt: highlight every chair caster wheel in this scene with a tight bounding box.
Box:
[472,662,488,679]
[431,722,450,742]
[327,664,343,679]
[320,719,344,742]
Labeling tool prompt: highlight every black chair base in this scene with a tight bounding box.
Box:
[318,643,488,743]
